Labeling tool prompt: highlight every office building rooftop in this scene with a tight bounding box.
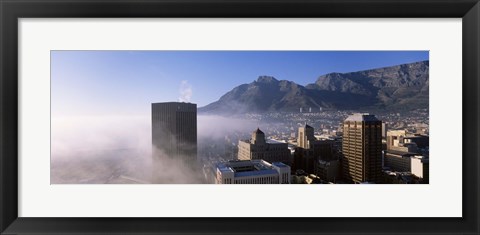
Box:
[216,160,285,178]
[345,113,379,122]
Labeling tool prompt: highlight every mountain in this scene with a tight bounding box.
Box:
[199,61,429,114]
[306,60,429,110]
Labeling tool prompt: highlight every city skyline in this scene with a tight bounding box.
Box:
[51,51,429,184]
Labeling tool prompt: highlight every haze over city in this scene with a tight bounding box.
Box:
[51,51,429,184]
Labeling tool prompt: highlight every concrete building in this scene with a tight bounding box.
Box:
[215,160,291,184]
[293,124,316,174]
[382,122,387,139]
[404,135,429,149]
[342,113,383,183]
[386,130,407,150]
[386,129,419,153]
[151,102,197,169]
[411,155,429,183]
[390,143,418,153]
[298,124,315,149]
[293,124,338,174]
[383,150,417,172]
[238,128,291,164]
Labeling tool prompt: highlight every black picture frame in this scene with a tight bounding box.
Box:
[1,0,479,234]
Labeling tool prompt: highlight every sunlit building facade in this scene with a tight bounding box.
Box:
[342,113,382,183]
[238,128,291,164]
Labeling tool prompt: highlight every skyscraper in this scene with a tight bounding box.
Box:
[342,113,382,183]
[298,124,315,149]
[294,124,338,175]
[151,102,197,169]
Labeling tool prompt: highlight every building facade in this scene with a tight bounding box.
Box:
[342,113,383,183]
[293,124,338,175]
[403,135,429,149]
[238,128,291,164]
[411,155,429,183]
[386,130,420,153]
[317,159,340,182]
[298,124,315,149]
[386,130,407,150]
[151,102,197,169]
[383,150,417,172]
[215,160,291,184]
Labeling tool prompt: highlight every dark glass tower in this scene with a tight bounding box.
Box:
[151,102,197,169]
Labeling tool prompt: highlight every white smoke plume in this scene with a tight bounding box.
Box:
[178,80,192,102]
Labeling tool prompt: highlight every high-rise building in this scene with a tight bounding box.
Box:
[151,102,197,169]
[293,124,338,175]
[298,124,315,149]
[238,128,291,164]
[342,113,382,183]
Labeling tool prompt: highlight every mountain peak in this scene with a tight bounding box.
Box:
[198,60,428,114]
[256,76,278,83]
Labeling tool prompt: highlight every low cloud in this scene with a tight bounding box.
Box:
[51,114,259,184]
[51,116,153,184]
[198,115,257,139]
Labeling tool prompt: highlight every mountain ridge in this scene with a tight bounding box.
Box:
[199,60,429,114]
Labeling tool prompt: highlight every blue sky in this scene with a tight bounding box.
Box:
[51,51,428,117]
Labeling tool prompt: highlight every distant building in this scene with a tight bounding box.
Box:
[238,128,291,164]
[342,113,382,183]
[151,102,197,170]
[215,160,291,184]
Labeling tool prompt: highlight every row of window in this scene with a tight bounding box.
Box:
[234,176,279,184]
[282,173,289,183]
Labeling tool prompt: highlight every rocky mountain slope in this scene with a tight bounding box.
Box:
[199,60,429,114]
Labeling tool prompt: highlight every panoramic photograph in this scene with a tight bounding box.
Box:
[51,51,429,184]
